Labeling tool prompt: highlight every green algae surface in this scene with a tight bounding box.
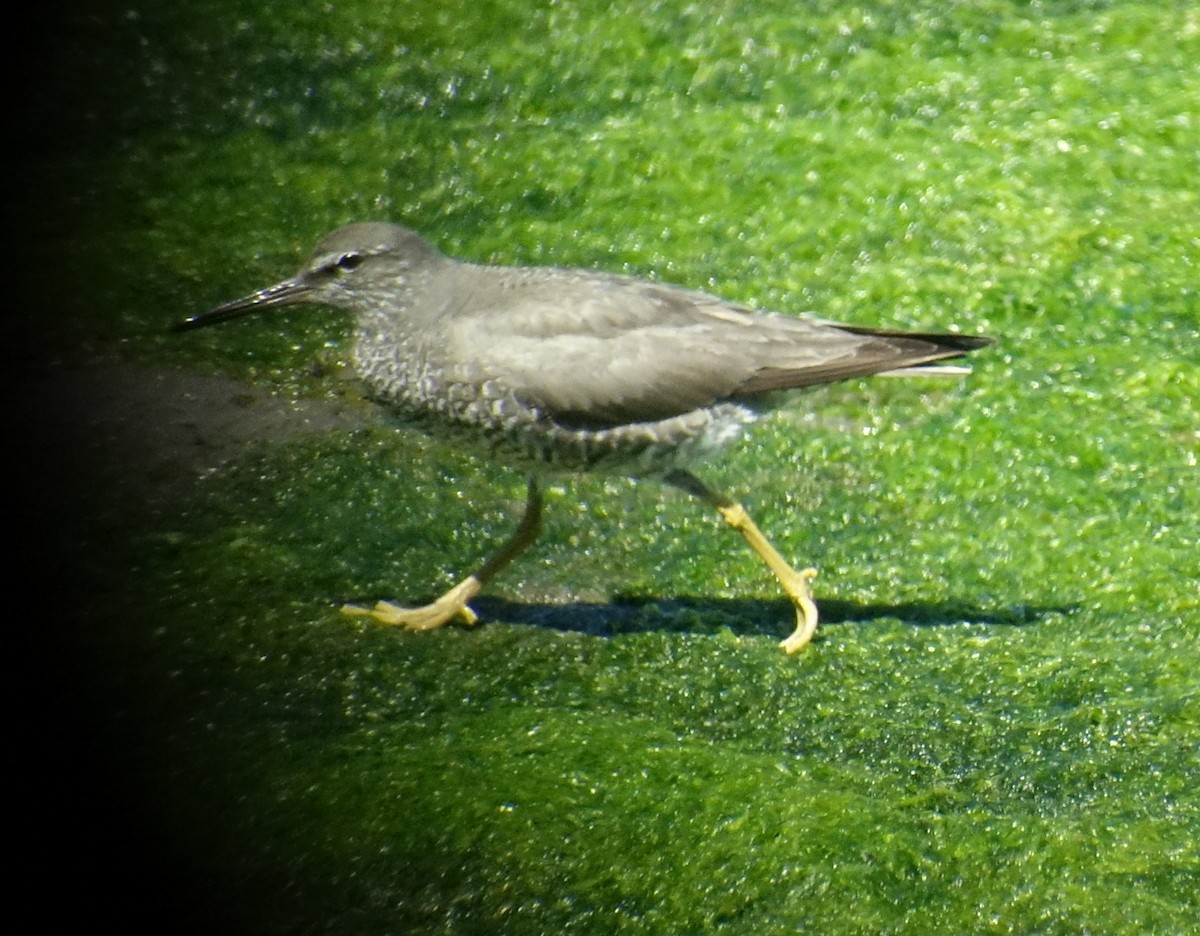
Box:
[21,1,1197,933]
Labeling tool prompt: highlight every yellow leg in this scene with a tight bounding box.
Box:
[667,469,820,653]
[341,477,543,633]
[716,502,819,653]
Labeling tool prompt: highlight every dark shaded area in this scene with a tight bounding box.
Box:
[29,660,267,934]
[14,364,320,933]
[423,594,1068,640]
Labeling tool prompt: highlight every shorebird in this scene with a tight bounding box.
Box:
[177,223,991,652]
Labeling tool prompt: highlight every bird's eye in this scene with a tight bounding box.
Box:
[336,252,364,271]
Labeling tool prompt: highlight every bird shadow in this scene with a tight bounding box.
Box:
[422,594,1075,642]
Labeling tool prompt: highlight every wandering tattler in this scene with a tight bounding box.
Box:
[177,223,992,653]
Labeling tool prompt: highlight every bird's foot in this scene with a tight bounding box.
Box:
[341,576,482,631]
[712,498,820,654]
[779,567,819,654]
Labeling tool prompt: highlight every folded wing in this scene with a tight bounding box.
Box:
[444,269,991,429]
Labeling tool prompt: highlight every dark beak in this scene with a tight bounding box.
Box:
[173,277,313,332]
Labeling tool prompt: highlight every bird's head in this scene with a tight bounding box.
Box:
[174,223,444,331]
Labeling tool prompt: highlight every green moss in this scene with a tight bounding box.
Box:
[24,0,1198,932]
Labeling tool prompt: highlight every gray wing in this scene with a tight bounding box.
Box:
[442,267,986,428]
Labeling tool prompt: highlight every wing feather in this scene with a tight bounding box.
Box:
[440,266,989,428]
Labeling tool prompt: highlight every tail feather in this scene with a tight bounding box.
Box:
[875,363,975,377]
[735,327,994,395]
[835,325,994,353]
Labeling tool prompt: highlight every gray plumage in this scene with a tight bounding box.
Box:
[179,222,991,475]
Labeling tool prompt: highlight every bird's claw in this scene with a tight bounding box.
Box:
[341,577,482,631]
[779,567,819,654]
